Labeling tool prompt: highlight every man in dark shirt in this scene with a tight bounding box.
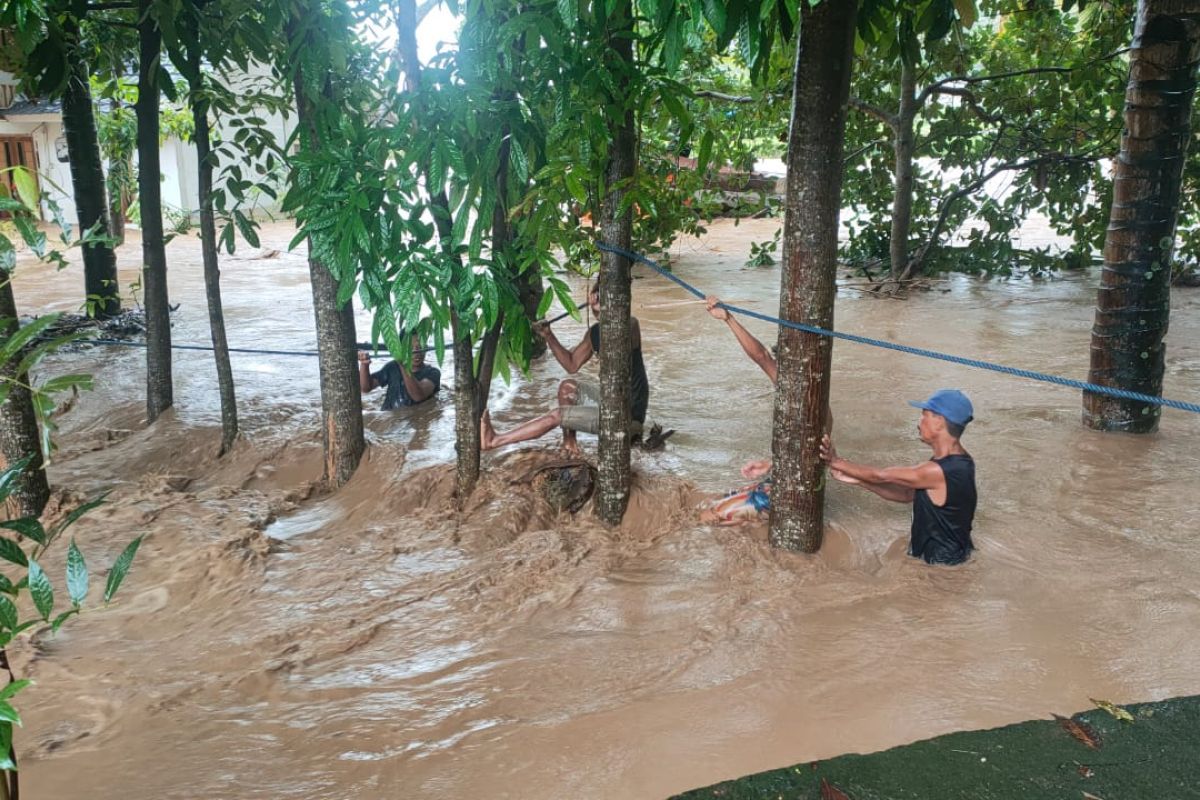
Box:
[481,280,650,455]
[818,389,977,565]
[358,336,441,410]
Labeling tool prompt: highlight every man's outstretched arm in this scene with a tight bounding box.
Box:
[707,296,777,383]
[821,436,942,504]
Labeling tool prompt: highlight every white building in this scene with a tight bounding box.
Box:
[1,65,293,226]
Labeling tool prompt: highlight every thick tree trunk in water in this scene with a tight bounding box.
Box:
[890,58,917,280]
[61,24,120,319]
[193,101,238,454]
[520,270,547,359]
[1085,1,1200,432]
[596,0,637,527]
[768,0,858,553]
[137,1,173,422]
[107,155,129,247]
[288,18,365,488]
[0,278,50,517]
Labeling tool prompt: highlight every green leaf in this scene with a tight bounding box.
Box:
[27,560,53,620]
[12,166,39,213]
[0,539,27,569]
[235,212,260,248]
[66,539,88,607]
[564,170,588,205]
[104,536,142,603]
[0,457,33,506]
[0,680,30,703]
[0,701,20,726]
[54,493,108,541]
[0,314,61,364]
[50,607,79,632]
[0,597,17,632]
[0,721,12,768]
[697,129,715,175]
[0,575,14,596]
[0,518,46,546]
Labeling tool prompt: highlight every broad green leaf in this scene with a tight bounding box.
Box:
[66,539,88,607]
[0,518,46,546]
[51,607,79,632]
[12,166,39,213]
[564,171,588,205]
[53,494,107,541]
[0,314,61,364]
[0,680,30,703]
[104,536,142,603]
[697,130,715,175]
[0,539,27,568]
[27,560,53,621]
[0,701,20,726]
[0,456,33,506]
[0,597,16,632]
[0,575,14,595]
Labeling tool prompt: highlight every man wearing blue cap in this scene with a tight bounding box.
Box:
[819,389,977,565]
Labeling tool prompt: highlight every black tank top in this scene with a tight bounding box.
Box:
[910,454,976,565]
[588,322,650,423]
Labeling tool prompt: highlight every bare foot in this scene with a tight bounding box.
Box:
[480,410,497,451]
[560,439,582,457]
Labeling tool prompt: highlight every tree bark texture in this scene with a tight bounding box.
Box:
[193,100,239,454]
[890,57,917,280]
[61,23,120,319]
[596,0,637,527]
[0,278,50,517]
[136,1,174,422]
[288,10,365,488]
[768,0,858,553]
[1085,0,1200,433]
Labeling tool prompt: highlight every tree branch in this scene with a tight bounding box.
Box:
[693,89,755,103]
[929,86,1003,124]
[903,152,1101,280]
[916,66,1075,106]
[86,2,136,9]
[848,96,898,129]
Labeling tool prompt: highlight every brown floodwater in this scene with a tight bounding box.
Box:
[7,219,1200,799]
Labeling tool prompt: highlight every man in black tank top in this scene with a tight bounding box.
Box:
[819,389,977,566]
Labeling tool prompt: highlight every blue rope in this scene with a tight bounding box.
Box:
[83,338,323,358]
[596,242,1200,416]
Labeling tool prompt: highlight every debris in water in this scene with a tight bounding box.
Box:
[1052,713,1102,750]
[635,422,675,451]
[512,458,596,514]
[1089,698,1135,723]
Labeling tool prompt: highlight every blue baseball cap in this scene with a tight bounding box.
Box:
[909,389,974,427]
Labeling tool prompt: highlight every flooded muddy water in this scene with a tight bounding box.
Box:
[8,219,1200,798]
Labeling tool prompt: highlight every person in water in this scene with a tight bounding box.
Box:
[358,334,441,410]
[481,280,650,455]
[819,389,977,565]
[698,294,831,525]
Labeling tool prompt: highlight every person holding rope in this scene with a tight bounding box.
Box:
[698,294,832,525]
[358,333,441,410]
[481,280,650,455]
[819,389,977,565]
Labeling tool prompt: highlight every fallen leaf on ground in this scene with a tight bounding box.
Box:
[1053,713,1102,749]
[1082,792,1107,800]
[820,777,852,800]
[1090,698,1135,723]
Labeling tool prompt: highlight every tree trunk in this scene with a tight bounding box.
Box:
[136,0,173,422]
[596,0,637,527]
[768,0,858,552]
[61,23,120,319]
[193,99,238,454]
[288,13,365,488]
[890,57,917,280]
[106,155,129,247]
[520,269,546,359]
[0,278,50,518]
[1084,0,1200,432]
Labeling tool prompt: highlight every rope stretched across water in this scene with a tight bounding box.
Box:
[595,241,1200,416]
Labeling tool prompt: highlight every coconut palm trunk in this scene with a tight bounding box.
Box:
[1084,0,1200,432]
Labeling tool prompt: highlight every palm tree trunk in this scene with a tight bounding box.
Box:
[61,22,120,319]
[136,0,173,422]
[1084,0,1200,432]
[193,99,238,454]
[768,0,858,552]
[0,277,50,517]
